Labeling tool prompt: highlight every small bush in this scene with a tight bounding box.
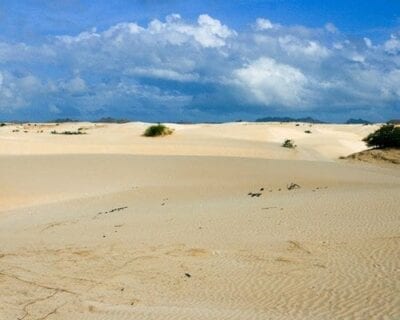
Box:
[304,130,312,134]
[363,124,400,149]
[0,123,6,127]
[143,124,173,137]
[282,139,296,148]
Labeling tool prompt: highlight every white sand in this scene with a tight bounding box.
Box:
[0,122,399,319]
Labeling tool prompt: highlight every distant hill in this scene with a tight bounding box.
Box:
[255,116,325,123]
[94,117,130,124]
[345,118,372,124]
[387,119,400,125]
[50,118,79,123]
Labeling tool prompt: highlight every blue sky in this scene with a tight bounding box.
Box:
[0,0,399,122]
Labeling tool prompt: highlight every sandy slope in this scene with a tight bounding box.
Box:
[0,123,399,319]
[345,148,400,166]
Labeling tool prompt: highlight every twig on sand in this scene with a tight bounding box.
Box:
[287,183,301,190]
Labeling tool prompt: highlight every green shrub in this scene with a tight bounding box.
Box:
[0,123,6,127]
[363,124,400,148]
[143,124,173,137]
[282,139,296,148]
[304,130,312,134]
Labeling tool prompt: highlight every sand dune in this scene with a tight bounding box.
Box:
[0,123,399,319]
[0,122,378,160]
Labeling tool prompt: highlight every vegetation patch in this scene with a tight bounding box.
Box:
[282,139,296,148]
[304,130,312,134]
[51,130,87,135]
[363,124,400,149]
[143,124,173,137]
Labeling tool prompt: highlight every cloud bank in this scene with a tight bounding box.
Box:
[0,14,399,121]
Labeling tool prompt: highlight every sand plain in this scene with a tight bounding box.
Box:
[0,122,399,319]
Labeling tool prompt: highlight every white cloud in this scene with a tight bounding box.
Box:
[325,22,338,34]
[57,30,101,45]
[49,104,61,114]
[382,69,400,99]
[364,37,373,48]
[350,53,365,63]
[145,13,234,48]
[126,67,199,82]
[103,22,143,38]
[278,36,330,59]
[233,57,309,107]
[333,42,344,50]
[254,18,274,31]
[62,76,87,93]
[0,42,55,63]
[194,14,235,47]
[384,35,400,54]
[0,71,39,111]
